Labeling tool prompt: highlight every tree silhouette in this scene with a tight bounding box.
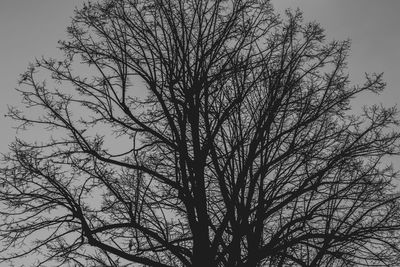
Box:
[2,0,400,266]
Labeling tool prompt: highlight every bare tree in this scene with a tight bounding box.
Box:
[2,0,400,266]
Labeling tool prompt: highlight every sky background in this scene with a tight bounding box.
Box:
[0,0,399,153]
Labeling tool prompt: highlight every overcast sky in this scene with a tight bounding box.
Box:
[0,0,399,153]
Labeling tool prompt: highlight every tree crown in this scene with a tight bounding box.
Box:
[1,0,400,266]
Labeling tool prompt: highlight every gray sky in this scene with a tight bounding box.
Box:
[0,0,84,152]
[1,0,400,153]
[273,0,400,108]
